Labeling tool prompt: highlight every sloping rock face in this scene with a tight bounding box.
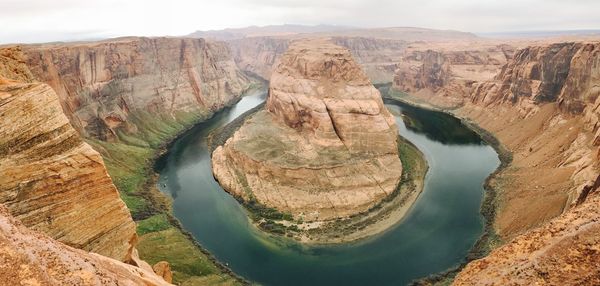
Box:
[390,41,600,284]
[0,49,136,262]
[453,191,600,286]
[0,205,172,286]
[23,37,251,141]
[213,39,401,222]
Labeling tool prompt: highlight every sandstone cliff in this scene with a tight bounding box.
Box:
[453,191,600,286]
[390,41,600,284]
[0,82,137,261]
[213,39,402,222]
[228,36,408,83]
[23,37,252,141]
[0,47,174,284]
[0,204,172,286]
[0,50,137,262]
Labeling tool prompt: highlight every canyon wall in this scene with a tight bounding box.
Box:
[23,37,252,141]
[0,47,172,285]
[213,39,402,222]
[0,49,137,261]
[391,41,600,284]
[394,42,599,236]
[227,36,408,83]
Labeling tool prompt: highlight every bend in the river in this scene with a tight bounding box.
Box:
[156,89,500,286]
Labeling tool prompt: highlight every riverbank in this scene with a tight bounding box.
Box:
[376,83,511,285]
[207,100,429,244]
[89,84,267,285]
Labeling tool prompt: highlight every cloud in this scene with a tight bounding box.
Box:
[0,0,598,44]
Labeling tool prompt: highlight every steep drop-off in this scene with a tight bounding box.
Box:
[453,191,600,285]
[6,38,252,284]
[23,37,252,141]
[0,48,172,285]
[213,39,402,224]
[390,41,600,284]
[0,205,171,286]
[0,50,136,262]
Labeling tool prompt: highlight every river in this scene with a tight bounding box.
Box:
[156,89,500,285]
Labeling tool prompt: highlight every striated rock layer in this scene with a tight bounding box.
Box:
[23,37,252,141]
[213,39,401,222]
[0,204,172,286]
[0,50,136,262]
[453,191,600,286]
[390,41,600,284]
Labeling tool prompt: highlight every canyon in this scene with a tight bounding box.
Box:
[0,48,172,285]
[0,22,599,285]
[0,38,253,285]
[212,39,403,226]
[386,41,600,284]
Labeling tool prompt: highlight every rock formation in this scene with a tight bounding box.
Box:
[212,39,402,222]
[0,47,172,284]
[228,36,408,83]
[23,37,252,141]
[393,50,452,93]
[390,41,600,284]
[453,191,600,286]
[0,49,137,262]
[0,204,172,286]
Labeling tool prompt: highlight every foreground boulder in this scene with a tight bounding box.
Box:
[212,39,401,222]
[0,205,172,286]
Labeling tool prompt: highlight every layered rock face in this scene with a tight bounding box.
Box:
[23,37,251,141]
[393,50,452,92]
[213,39,401,221]
[392,46,512,108]
[228,36,408,83]
[0,204,172,286]
[390,41,600,284]
[453,191,600,286]
[0,49,136,261]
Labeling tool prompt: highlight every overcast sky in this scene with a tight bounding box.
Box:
[1,0,598,44]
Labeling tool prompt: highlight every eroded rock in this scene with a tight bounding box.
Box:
[212,39,402,222]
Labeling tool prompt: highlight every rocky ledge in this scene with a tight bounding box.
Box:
[212,39,402,224]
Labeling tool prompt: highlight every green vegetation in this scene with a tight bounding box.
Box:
[136,214,172,235]
[137,227,238,285]
[87,106,244,285]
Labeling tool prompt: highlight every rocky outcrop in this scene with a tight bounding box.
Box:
[0,82,137,262]
[0,204,172,286]
[228,37,290,80]
[393,50,451,92]
[395,42,600,234]
[23,37,252,141]
[453,191,600,286]
[212,39,401,222]
[153,261,173,284]
[228,36,408,83]
[0,49,136,262]
[390,41,600,283]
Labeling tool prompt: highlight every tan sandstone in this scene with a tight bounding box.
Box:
[212,39,402,222]
[0,204,172,286]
